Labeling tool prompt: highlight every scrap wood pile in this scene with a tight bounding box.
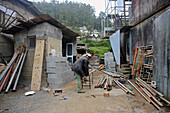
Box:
[128,78,170,110]
[94,75,113,91]
[95,74,170,110]
[94,75,135,96]
[0,46,27,93]
[97,64,105,70]
[131,46,153,81]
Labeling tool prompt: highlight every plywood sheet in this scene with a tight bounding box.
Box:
[31,40,45,90]
[46,37,62,57]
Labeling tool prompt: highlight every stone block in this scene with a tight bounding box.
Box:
[49,83,63,89]
[47,62,66,67]
[47,77,64,84]
[46,57,67,63]
[46,66,67,74]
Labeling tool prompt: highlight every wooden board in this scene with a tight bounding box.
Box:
[131,48,138,75]
[46,37,62,57]
[31,40,45,91]
[136,49,145,78]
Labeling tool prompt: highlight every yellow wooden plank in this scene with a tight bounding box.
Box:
[31,40,45,91]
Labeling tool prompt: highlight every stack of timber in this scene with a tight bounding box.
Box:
[94,75,112,91]
[131,46,153,81]
[94,75,134,95]
[128,78,170,110]
[97,64,105,70]
[0,46,27,93]
[113,79,135,96]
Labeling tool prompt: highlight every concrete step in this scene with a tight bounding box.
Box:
[120,67,131,71]
[121,64,130,67]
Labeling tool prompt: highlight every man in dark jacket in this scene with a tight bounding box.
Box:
[71,53,91,93]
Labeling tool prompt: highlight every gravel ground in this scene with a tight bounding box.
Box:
[0,70,169,113]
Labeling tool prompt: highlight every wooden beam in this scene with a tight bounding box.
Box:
[31,40,45,91]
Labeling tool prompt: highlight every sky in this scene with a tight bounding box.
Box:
[29,0,105,16]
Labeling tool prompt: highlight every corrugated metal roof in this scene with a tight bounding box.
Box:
[2,14,79,38]
[17,0,41,16]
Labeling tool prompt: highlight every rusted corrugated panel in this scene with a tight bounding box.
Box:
[2,14,79,38]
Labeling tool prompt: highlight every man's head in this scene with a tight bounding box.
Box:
[85,53,91,60]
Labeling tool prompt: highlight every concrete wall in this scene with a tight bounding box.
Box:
[0,0,39,63]
[0,33,14,63]
[14,22,77,89]
[14,22,63,85]
[46,56,76,89]
[153,7,170,99]
[0,0,38,20]
[130,7,170,98]
[130,0,169,25]
[14,22,63,48]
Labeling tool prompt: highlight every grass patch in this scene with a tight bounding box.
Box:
[77,39,111,57]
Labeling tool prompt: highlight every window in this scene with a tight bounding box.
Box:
[28,36,36,48]
[67,44,72,56]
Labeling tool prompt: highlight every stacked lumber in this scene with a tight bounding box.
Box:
[97,64,105,70]
[113,80,135,96]
[95,75,134,95]
[0,46,27,93]
[131,46,153,81]
[94,75,112,91]
[128,78,170,110]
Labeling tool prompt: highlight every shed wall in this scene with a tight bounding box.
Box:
[130,0,169,25]
[130,7,170,98]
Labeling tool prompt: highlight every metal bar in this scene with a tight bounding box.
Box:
[0,52,18,85]
[123,0,126,25]
[117,80,135,95]
[114,80,128,93]
[3,11,14,28]
[137,78,164,97]
[5,18,17,29]
[0,61,15,92]
[160,96,170,105]
[128,80,150,103]
[136,82,163,107]
[5,53,24,93]
[13,49,27,91]
[129,80,161,110]
[136,78,157,96]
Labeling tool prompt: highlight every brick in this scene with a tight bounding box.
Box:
[46,57,67,63]
[49,83,64,89]
[47,62,66,67]
[47,77,64,84]
[46,66,67,74]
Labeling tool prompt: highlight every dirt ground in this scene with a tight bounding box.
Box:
[0,70,169,113]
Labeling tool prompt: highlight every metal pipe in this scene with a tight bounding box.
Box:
[5,53,24,92]
[129,80,161,110]
[136,78,157,96]
[0,52,18,85]
[117,80,135,95]
[0,61,15,92]
[128,80,150,102]
[160,96,170,105]
[13,49,27,91]
[114,80,128,93]
[3,11,15,28]
[137,78,164,97]
[135,81,151,97]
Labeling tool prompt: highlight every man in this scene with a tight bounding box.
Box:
[71,53,91,93]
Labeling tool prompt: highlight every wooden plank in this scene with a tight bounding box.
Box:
[131,48,138,75]
[136,49,145,78]
[31,40,45,91]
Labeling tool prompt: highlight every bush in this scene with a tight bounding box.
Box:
[77,39,111,57]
